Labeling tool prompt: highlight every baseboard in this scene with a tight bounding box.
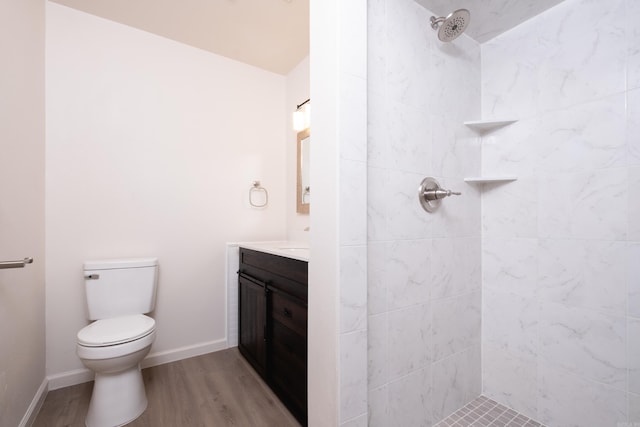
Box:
[47,368,94,391]
[141,338,227,368]
[46,338,229,391]
[19,378,48,427]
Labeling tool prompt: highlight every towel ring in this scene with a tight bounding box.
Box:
[249,181,268,208]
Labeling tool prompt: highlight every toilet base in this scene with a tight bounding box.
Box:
[86,363,147,427]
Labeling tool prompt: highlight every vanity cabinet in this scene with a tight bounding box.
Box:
[238,248,308,425]
[238,274,268,377]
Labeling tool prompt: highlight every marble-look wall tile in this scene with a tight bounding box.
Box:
[630,243,640,319]
[432,116,481,179]
[629,319,640,394]
[367,241,387,315]
[386,239,431,310]
[367,95,391,170]
[340,159,367,245]
[386,101,432,174]
[367,0,385,97]
[630,392,640,423]
[385,0,431,110]
[430,37,481,122]
[432,176,481,239]
[627,0,640,91]
[340,74,367,163]
[340,414,367,427]
[370,94,434,175]
[432,291,481,361]
[388,368,432,427]
[481,119,537,177]
[630,168,640,240]
[482,177,537,239]
[366,0,481,422]
[535,94,626,173]
[481,28,540,119]
[340,245,367,333]
[340,330,368,422]
[388,304,431,380]
[538,239,627,316]
[368,385,389,427]
[482,343,537,419]
[538,363,627,427]
[539,302,627,390]
[431,237,481,300]
[387,169,433,240]
[368,313,388,389]
[431,345,481,422]
[482,0,626,117]
[535,0,626,112]
[627,90,640,166]
[537,168,628,240]
[482,238,538,298]
[367,166,389,242]
[478,1,636,426]
[483,289,538,359]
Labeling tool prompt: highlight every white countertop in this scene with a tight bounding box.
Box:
[234,241,310,262]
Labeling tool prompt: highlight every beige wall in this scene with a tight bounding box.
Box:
[0,0,46,425]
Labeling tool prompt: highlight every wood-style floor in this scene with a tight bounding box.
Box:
[33,348,301,427]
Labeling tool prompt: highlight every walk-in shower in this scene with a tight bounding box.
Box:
[430,8,470,42]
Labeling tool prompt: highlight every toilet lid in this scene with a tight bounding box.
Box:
[77,314,156,347]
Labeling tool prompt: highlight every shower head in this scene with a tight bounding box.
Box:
[430,9,470,42]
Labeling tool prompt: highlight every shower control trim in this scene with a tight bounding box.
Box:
[418,177,461,213]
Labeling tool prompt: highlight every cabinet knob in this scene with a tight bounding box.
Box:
[283,308,292,318]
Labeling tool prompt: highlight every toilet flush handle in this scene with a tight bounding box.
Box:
[85,274,100,280]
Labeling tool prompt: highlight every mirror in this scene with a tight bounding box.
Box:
[296,129,310,214]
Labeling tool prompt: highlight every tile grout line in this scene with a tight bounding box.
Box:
[436,396,546,427]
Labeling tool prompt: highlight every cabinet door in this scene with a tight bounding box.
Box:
[268,290,307,424]
[238,274,267,377]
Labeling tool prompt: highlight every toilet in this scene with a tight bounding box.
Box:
[76,258,159,427]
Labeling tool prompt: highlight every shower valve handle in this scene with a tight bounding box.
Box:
[418,177,461,213]
[425,188,461,201]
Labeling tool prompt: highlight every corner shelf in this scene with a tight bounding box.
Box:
[464,176,518,184]
[464,119,517,133]
[463,118,519,185]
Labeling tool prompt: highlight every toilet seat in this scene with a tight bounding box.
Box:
[77,314,156,361]
[77,329,156,360]
[78,314,156,347]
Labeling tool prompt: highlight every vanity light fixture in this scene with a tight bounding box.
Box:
[293,98,310,131]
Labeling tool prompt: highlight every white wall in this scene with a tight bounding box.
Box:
[367,0,482,425]
[308,0,340,424]
[45,3,288,380]
[0,0,46,425]
[286,56,310,243]
[308,0,368,425]
[481,0,640,425]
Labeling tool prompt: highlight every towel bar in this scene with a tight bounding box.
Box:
[0,257,33,269]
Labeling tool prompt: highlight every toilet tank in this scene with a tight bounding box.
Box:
[84,257,158,320]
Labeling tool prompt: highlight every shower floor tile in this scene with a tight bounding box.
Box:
[435,396,547,427]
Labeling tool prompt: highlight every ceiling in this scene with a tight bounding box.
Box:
[50,0,565,75]
[50,0,309,75]
[415,0,565,43]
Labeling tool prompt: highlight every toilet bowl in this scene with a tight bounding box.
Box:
[77,258,159,427]
[77,314,156,427]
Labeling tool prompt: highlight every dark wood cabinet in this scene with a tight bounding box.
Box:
[238,248,308,426]
[238,274,267,377]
